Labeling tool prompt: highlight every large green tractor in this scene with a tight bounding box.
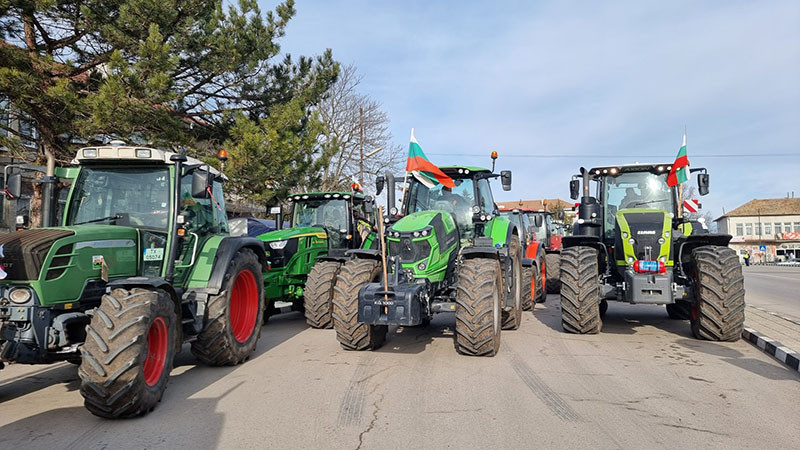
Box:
[562,163,744,341]
[0,144,267,418]
[333,166,525,357]
[258,190,377,328]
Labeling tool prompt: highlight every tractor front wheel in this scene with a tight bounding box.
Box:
[192,248,265,365]
[455,258,502,356]
[332,259,388,350]
[521,266,533,311]
[304,261,342,329]
[501,235,523,330]
[532,260,544,306]
[545,253,561,294]
[79,287,176,419]
[560,246,602,334]
[690,246,745,341]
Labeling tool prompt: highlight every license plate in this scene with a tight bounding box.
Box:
[638,260,660,272]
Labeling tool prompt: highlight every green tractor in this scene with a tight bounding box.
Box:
[562,163,744,340]
[0,144,267,418]
[258,190,377,328]
[333,165,526,357]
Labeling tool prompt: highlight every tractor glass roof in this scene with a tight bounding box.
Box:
[602,171,675,239]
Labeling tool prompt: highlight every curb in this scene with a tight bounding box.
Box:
[742,327,800,373]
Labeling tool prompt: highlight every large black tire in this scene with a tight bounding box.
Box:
[560,246,602,334]
[690,246,745,341]
[532,259,544,305]
[666,301,691,320]
[332,259,388,350]
[545,253,561,294]
[455,258,502,356]
[79,288,176,419]
[191,248,265,366]
[501,235,523,330]
[304,261,341,329]
[521,266,533,311]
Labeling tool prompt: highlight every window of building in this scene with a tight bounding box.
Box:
[736,223,743,236]
[765,223,771,235]
[786,223,793,233]
[19,118,38,148]
[775,223,782,235]
[0,97,8,137]
[795,222,800,233]
[755,223,761,236]
[745,223,753,236]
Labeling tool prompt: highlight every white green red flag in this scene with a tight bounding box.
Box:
[667,134,689,187]
[406,129,455,188]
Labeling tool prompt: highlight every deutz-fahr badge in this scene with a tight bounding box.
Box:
[92,255,104,270]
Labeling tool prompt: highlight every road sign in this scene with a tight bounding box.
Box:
[683,199,700,213]
[759,245,766,252]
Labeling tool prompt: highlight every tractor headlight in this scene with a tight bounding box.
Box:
[628,238,635,245]
[627,257,634,264]
[269,240,288,250]
[664,231,670,238]
[417,262,426,271]
[9,287,32,304]
[658,238,665,244]
[659,256,667,262]
[413,231,421,237]
[390,207,398,216]
[622,231,628,238]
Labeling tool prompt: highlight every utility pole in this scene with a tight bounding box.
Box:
[359,107,364,186]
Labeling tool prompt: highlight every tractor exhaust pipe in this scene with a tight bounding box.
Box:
[40,147,56,227]
[385,172,396,214]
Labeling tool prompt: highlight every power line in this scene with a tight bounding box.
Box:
[426,153,797,159]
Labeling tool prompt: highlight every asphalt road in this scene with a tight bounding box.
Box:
[742,266,800,320]
[2,296,798,450]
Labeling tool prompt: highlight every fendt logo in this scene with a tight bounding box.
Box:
[637,230,657,235]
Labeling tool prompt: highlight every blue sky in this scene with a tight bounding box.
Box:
[273,0,800,219]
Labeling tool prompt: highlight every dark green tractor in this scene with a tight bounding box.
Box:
[0,144,267,418]
[258,191,377,328]
[562,163,744,340]
[333,166,525,357]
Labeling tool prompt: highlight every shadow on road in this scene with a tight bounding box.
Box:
[378,313,455,354]
[676,338,800,381]
[0,314,308,448]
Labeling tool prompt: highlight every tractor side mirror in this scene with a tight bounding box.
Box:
[363,197,374,214]
[697,173,710,196]
[500,170,512,191]
[191,170,212,198]
[534,214,543,228]
[569,180,580,200]
[375,176,385,196]
[5,173,21,199]
[269,206,281,215]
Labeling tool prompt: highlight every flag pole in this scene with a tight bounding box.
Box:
[399,128,413,211]
[677,128,686,219]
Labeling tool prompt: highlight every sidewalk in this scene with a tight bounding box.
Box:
[743,305,800,371]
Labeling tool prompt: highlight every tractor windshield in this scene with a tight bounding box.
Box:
[524,213,548,242]
[66,167,170,230]
[292,199,349,247]
[602,171,674,238]
[407,177,476,238]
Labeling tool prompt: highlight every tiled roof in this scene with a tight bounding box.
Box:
[716,198,800,221]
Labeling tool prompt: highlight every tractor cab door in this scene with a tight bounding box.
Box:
[173,175,229,284]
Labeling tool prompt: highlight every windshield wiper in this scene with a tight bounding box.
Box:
[630,199,668,207]
[74,214,121,225]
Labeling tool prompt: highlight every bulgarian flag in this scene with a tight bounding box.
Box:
[667,133,689,187]
[407,129,455,188]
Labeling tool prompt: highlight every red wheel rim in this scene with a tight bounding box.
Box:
[143,317,168,387]
[541,260,547,292]
[230,269,259,343]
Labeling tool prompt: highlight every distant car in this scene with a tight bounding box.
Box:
[776,257,800,266]
[228,217,283,237]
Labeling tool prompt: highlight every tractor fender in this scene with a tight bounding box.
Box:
[205,236,268,293]
[522,257,534,267]
[107,277,179,305]
[676,233,734,276]
[485,216,517,248]
[525,240,543,260]
[462,246,506,260]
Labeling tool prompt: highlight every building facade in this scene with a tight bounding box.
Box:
[714,198,800,263]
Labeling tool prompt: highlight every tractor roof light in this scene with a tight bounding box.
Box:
[610,168,618,174]
[491,150,498,160]
[217,149,229,162]
[82,148,98,158]
[135,148,152,158]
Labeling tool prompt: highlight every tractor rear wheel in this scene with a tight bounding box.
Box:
[536,254,547,303]
[521,266,533,311]
[332,259,388,350]
[79,287,176,418]
[192,248,264,365]
[304,261,341,329]
[690,246,745,341]
[501,235,523,330]
[666,302,691,320]
[545,253,561,294]
[455,258,502,356]
[560,246,602,334]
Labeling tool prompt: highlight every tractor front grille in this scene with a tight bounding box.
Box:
[0,229,75,280]
[388,237,431,263]
[264,238,299,269]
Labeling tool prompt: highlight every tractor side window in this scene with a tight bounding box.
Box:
[180,174,215,234]
[212,181,228,234]
[476,179,494,213]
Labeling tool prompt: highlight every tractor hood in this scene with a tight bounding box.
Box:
[614,209,672,265]
[387,211,459,282]
[256,226,327,243]
[390,211,442,232]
